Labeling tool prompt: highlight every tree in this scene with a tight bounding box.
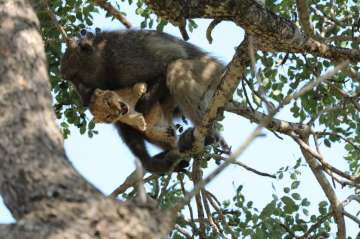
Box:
[0,0,359,238]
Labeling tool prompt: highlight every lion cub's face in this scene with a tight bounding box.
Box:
[90,90,129,123]
[89,88,147,131]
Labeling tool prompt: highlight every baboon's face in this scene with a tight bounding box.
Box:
[60,36,104,105]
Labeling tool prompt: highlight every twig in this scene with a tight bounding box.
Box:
[174,225,192,239]
[300,195,360,238]
[316,131,360,153]
[282,61,349,105]
[248,36,274,113]
[341,66,360,83]
[178,20,190,41]
[211,154,275,178]
[158,175,171,201]
[201,190,224,238]
[94,0,132,29]
[310,5,347,28]
[206,19,222,44]
[343,211,360,225]
[205,190,221,208]
[322,166,360,189]
[327,83,360,111]
[342,194,360,206]
[152,177,160,198]
[179,176,197,237]
[296,0,319,39]
[205,192,238,239]
[226,101,311,137]
[192,159,206,239]
[110,171,157,198]
[241,78,255,112]
[178,0,190,41]
[134,159,146,204]
[300,213,332,239]
[293,134,357,183]
[328,35,360,43]
[280,223,299,238]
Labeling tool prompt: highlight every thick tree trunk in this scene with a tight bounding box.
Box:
[0,1,172,238]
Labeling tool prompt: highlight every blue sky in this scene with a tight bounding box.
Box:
[0,2,358,237]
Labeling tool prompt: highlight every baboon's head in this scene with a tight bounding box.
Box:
[60,32,107,105]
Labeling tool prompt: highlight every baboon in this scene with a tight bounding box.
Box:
[61,30,226,174]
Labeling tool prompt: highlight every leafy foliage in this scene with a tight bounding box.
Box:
[36,0,359,238]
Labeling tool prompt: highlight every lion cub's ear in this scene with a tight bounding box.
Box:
[132,83,147,97]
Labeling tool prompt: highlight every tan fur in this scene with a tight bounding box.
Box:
[89,83,177,149]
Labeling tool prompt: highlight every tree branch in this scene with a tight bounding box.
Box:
[292,134,346,239]
[94,0,132,29]
[145,0,360,62]
[211,154,275,178]
[296,0,316,38]
[0,1,173,238]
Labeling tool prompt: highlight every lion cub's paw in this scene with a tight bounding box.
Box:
[128,113,147,131]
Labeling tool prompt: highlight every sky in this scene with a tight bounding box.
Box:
[0,2,358,237]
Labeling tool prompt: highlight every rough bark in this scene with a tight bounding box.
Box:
[145,0,360,61]
[0,0,172,238]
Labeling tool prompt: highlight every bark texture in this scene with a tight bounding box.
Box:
[0,0,172,238]
[145,0,360,61]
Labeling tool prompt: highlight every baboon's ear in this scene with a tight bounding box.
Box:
[68,38,78,49]
[86,31,95,38]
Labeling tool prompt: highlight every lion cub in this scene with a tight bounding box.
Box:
[89,83,177,149]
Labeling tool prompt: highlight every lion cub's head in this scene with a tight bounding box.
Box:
[89,89,146,131]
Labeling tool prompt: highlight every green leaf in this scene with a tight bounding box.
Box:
[281,196,298,214]
[324,139,331,147]
[301,198,310,207]
[291,193,301,200]
[291,181,300,189]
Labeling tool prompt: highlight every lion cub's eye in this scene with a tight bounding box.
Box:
[105,115,113,122]
[106,101,112,108]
